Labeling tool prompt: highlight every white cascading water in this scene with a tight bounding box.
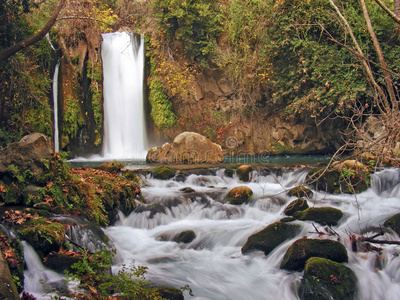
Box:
[22,167,400,299]
[101,31,146,160]
[53,61,60,152]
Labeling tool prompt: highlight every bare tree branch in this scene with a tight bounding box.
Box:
[374,0,400,24]
[0,0,66,62]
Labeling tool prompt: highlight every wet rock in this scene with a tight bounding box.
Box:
[146,132,223,164]
[241,222,301,255]
[307,166,369,194]
[153,166,175,180]
[43,252,81,273]
[0,251,19,300]
[299,257,357,300]
[135,203,167,218]
[283,198,309,216]
[180,187,196,193]
[280,238,348,271]
[293,207,343,226]
[173,170,186,182]
[226,186,253,205]
[224,167,234,178]
[156,286,184,300]
[384,213,400,236]
[236,164,253,182]
[287,186,312,198]
[173,230,196,244]
[95,161,126,173]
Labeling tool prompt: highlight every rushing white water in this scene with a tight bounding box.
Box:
[53,61,60,152]
[101,167,400,300]
[22,241,66,299]
[101,31,146,160]
[22,167,400,299]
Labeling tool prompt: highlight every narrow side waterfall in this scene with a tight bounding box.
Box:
[101,32,147,160]
[53,61,60,152]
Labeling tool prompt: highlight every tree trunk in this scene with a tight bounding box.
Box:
[0,0,66,62]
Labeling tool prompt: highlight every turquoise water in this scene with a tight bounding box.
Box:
[69,154,332,169]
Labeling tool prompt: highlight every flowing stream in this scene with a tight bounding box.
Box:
[22,166,400,299]
[101,166,400,300]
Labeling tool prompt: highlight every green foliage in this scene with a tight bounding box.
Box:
[66,249,163,299]
[87,61,103,146]
[19,217,66,247]
[153,0,222,62]
[62,96,85,138]
[148,78,177,129]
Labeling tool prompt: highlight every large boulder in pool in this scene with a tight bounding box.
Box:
[242,222,301,255]
[146,132,223,164]
[280,238,348,271]
[299,257,357,300]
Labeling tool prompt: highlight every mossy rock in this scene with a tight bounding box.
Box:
[43,252,81,273]
[280,238,348,271]
[293,207,343,226]
[156,286,184,300]
[224,167,234,178]
[241,222,301,255]
[299,257,357,300]
[236,165,253,182]
[287,186,312,198]
[307,167,369,194]
[384,213,400,236]
[95,161,126,174]
[283,198,309,216]
[226,186,253,205]
[173,230,196,244]
[19,217,66,257]
[153,166,175,180]
[135,203,167,219]
[0,251,19,300]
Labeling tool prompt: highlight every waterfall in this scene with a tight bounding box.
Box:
[101,31,147,160]
[53,60,60,152]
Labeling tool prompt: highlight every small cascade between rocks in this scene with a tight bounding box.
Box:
[21,167,400,299]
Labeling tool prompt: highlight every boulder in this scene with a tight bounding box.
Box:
[384,213,400,236]
[173,230,196,244]
[236,164,253,182]
[0,133,54,183]
[146,132,223,164]
[153,166,175,180]
[299,257,357,300]
[283,198,309,216]
[287,186,312,198]
[293,207,343,226]
[241,222,301,255]
[0,251,19,300]
[307,166,369,194]
[280,238,348,271]
[226,186,253,205]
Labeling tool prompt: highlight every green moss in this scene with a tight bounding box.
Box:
[19,217,66,256]
[384,213,400,236]
[153,166,175,180]
[280,238,348,271]
[283,198,309,216]
[293,207,343,226]
[227,186,253,205]
[299,257,357,300]
[241,222,301,255]
[288,186,312,198]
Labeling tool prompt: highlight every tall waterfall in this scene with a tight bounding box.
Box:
[101,32,147,160]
